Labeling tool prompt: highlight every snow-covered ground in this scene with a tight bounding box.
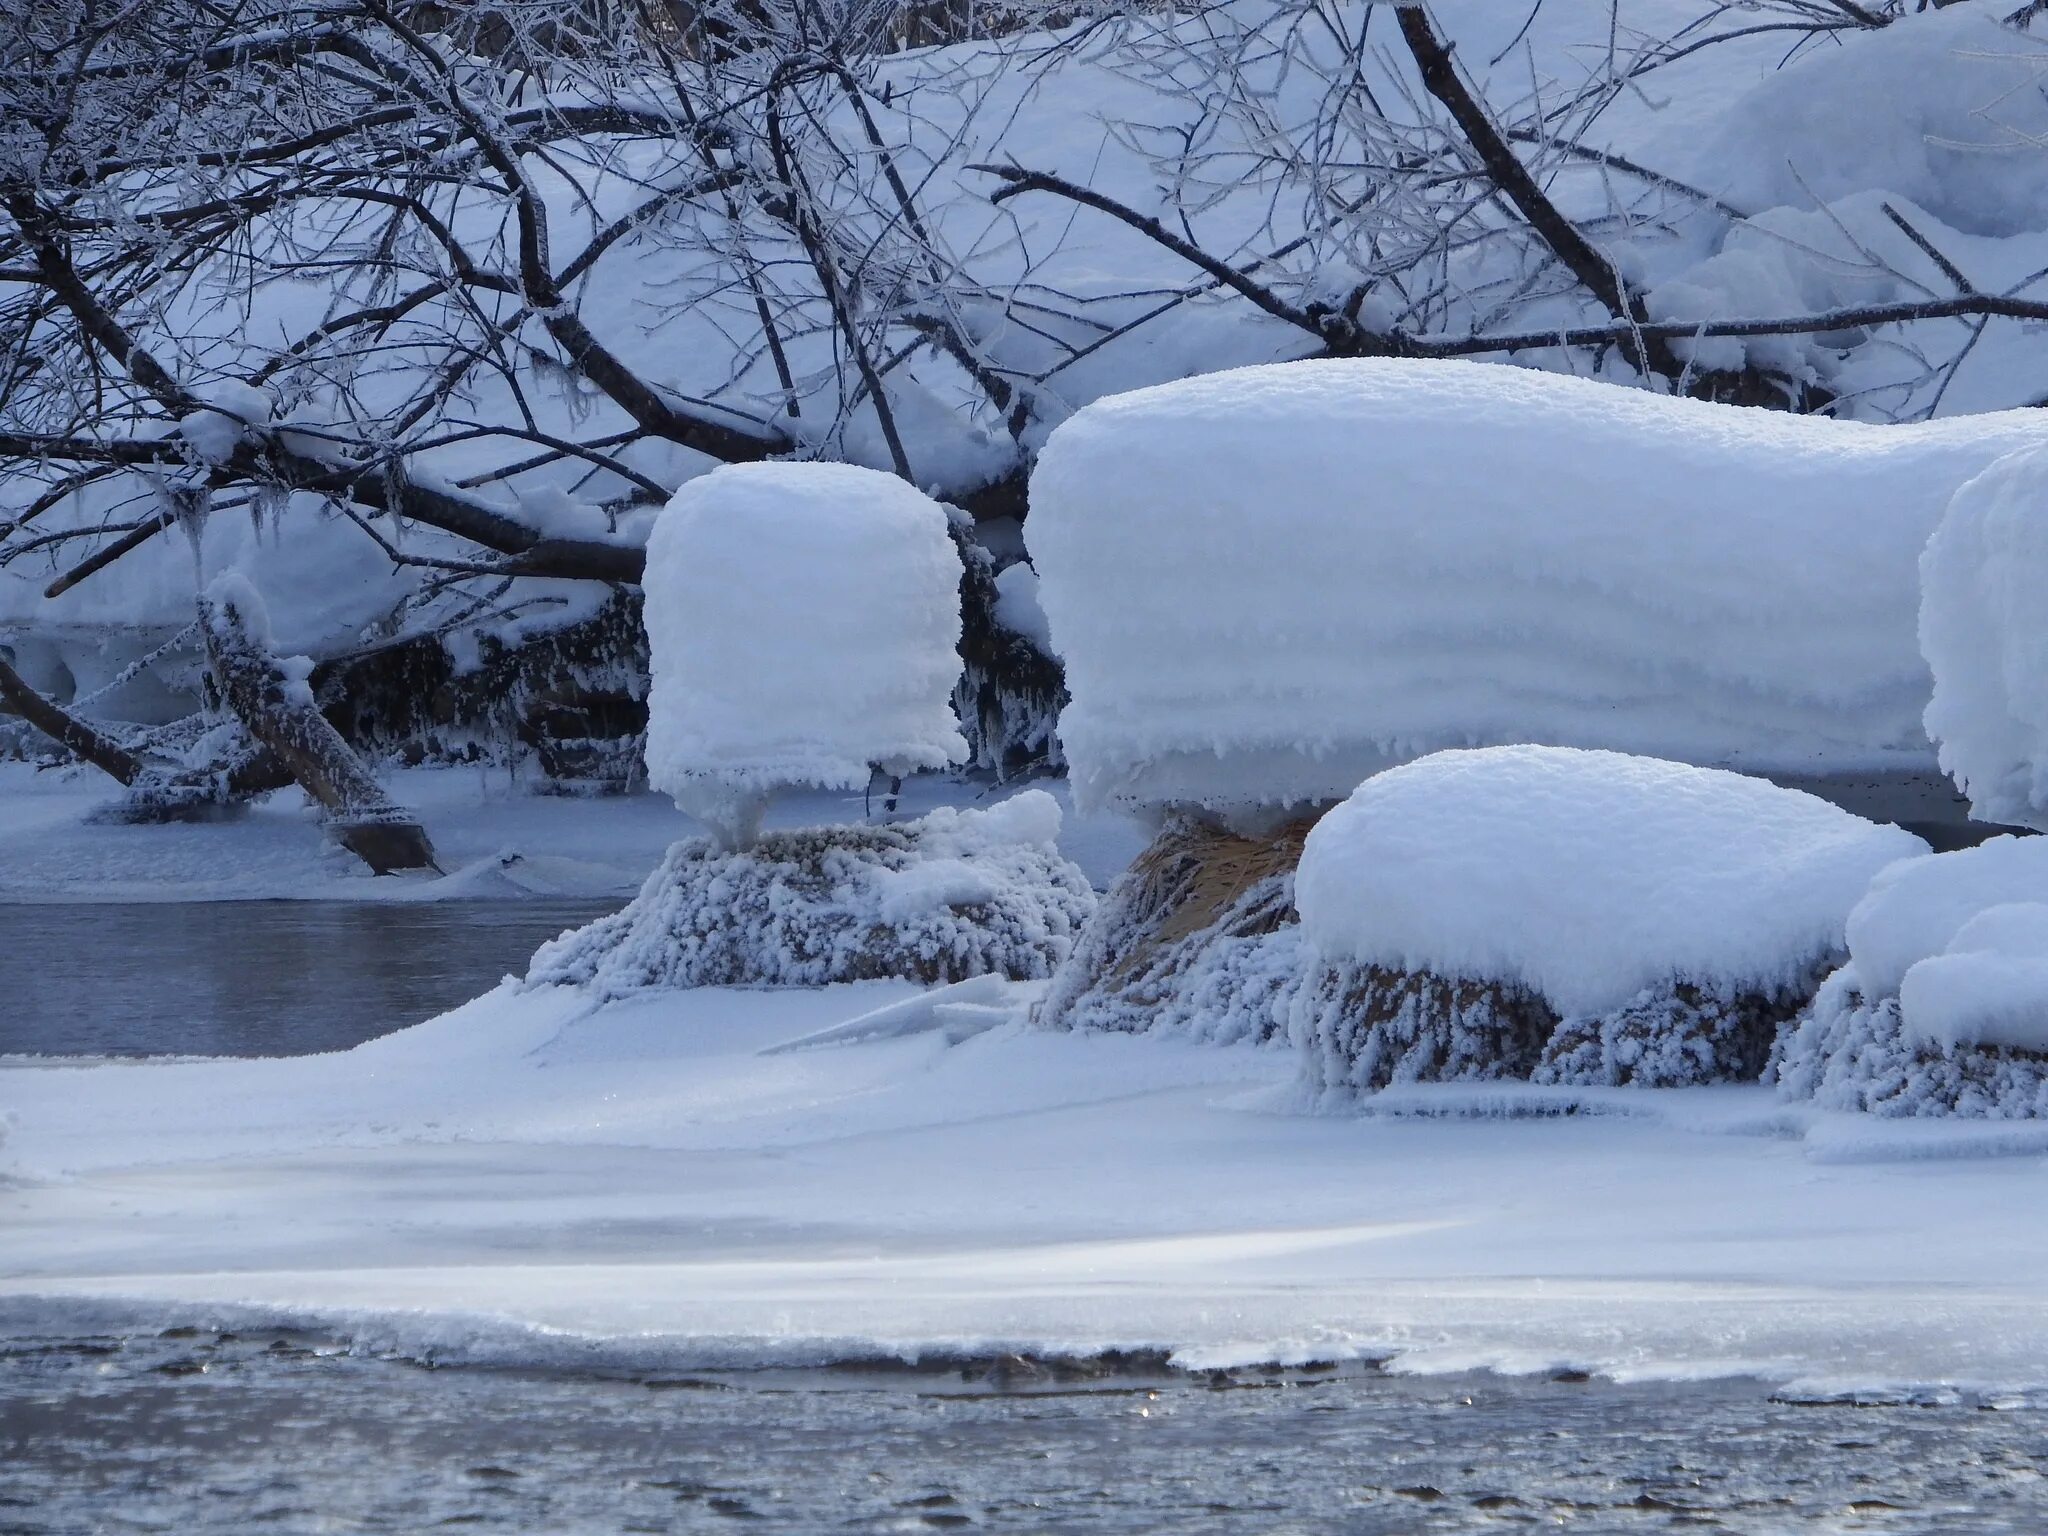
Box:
[0,763,1148,902]
[9,969,2048,1398]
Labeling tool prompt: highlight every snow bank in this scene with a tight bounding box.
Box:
[1921,446,2048,830]
[1778,836,2048,1117]
[1027,359,2048,814]
[643,462,966,844]
[526,790,1094,992]
[1295,747,1924,1020]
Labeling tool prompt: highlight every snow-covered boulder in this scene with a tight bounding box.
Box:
[1776,836,2048,1117]
[527,791,1094,993]
[1921,446,2048,832]
[643,461,967,848]
[1034,812,1307,1046]
[1027,358,2047,817]
[1291,747,1926,1099]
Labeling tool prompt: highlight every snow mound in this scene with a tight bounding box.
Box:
[1777,836,2048,1117]
[1027,359,2047,814]
[526,790,1094,993]
[1295,747,1925,1020]
[643,462,966,845]
[1844,834,2048,1002]
[1034,813,1308,1046]
[1921,446,2048,831]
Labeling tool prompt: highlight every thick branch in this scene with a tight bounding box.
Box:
[1395,5,1681,381]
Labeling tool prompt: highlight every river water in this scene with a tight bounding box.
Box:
[6,900,2048,1532]
[0,900,619,1058]
[6,1325,2048,1534]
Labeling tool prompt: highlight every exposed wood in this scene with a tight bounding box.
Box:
[199,582,441,874]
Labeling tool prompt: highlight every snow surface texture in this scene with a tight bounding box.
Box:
[1921,446,2048,831]
[22,978,2048,1392]
[1777,837,2048,1117]
[1034,813,1307,1046]
[1028,359,2048,814]
[526,790,1095,993]
[642,462,967,846]
[1293,748,1925,1100]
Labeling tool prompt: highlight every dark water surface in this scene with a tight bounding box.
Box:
[4,1327,2047,1534]
[0,900,619,1058]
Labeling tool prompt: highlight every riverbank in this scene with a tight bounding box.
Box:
[9,978,2048,1397]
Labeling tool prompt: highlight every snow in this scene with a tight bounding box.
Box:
[0,760,1146,903]
[175,381,275,466]
[642,462,967,845]
[1899,904,2048,1055]
[1027,358,2048,814]
[16,978,2048,1391]
[1921,445,2048,830]
[1293,746,1926,1020]
[1775,837,2048,1118]
[1843,834,2048,1003]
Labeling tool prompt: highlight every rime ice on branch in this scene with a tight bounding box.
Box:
[643,462,968,850]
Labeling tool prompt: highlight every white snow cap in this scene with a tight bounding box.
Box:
[1844,834,2048,1004]
[1027,358,2048,813]
[1921,446,2048,830]
[1294,746,1928,1019]
[176,381,275,466]
[1898,903,2048,1056]
[643,461,967,811]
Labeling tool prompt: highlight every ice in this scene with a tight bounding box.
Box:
[1293,746,1926,1020]
[641,462,967,846]
[1920,445,2048,831]
[1027,358,2048,814]
[524,790,1095,993]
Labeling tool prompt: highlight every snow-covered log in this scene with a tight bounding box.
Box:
[1292,747,1926,1100]
[643,462,967,849]
[1028,359,2048,818]
[1776,837,2048,1118]
[527,791,1094,993]
[200,574,438,874]
[1034,812,1308,1046]
[1920,446,2048,833]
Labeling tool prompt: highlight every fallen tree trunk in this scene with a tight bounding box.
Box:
[1,647,294,815]
[199,575,440,874]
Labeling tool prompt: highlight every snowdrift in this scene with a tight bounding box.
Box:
[1292,747,1926,1099]
[1921,446,2048,832]
[527,791,1094,992]
[642,462,966,845]
[1028,359,2048,815]
[1777,836,2048,1118]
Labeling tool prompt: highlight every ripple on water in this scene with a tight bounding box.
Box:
[4,1327,2047,1533]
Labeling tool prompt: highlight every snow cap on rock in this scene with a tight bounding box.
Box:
[643,461,967,826]
[1294,746,1927,1019]
[1844,833,2048,1004]
[1921,444,2048,831]
[1027,357,2047,814]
